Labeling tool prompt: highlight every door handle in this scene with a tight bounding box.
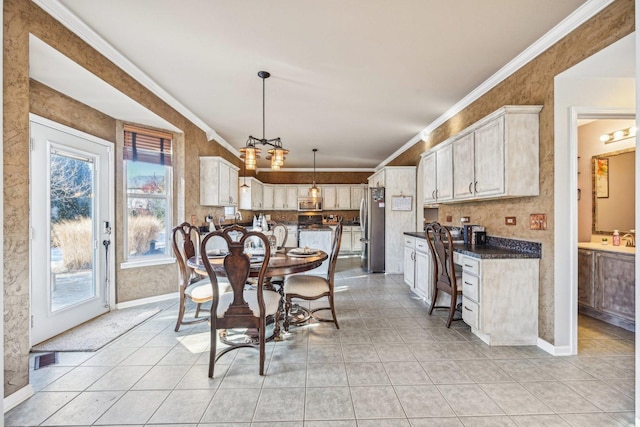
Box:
[469,182,473,194]
[474,181,478,193]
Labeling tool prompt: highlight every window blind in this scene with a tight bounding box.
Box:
[123,124,173,166]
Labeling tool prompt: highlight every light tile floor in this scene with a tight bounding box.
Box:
[7,257,636,426]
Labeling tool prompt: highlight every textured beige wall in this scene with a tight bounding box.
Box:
[387,0,635,342]
[3,0,242,396]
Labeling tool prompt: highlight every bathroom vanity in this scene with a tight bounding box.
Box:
[578,242,635,331]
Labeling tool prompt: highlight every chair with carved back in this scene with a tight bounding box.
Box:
[424,222,463,328]
[172,222,221,332]
[200,225,280,377]
[283,223,342,331]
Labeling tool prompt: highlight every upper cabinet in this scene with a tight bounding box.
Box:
[322,185,352,209]
[200,157,239,207]
[424,105,542,204]
[262,184,274,210]
[423,142,453,204]
[238,177,264,210]
[350,185,366,210]
[368,169,385,188]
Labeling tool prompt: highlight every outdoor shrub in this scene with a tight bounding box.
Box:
[128,215,163,255]
[51,218,92,271]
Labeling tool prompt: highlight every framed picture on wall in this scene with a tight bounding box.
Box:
[596,157,609,198]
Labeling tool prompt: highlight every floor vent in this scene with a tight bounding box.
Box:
[33,352,58,370]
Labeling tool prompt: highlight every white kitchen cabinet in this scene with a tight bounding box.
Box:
[298,185,311,197]
[352,229,362,252]
[458,254,539,345]
[322,186,337,209]
[262,184,274,210]
[350,185,366,210]
[200,156,239,207]
[452,132,476,200]
[238,177,263,210]
[368,169,385,188]
[422,143,453,204]
[285,224,298,248]
[403,235,432,299]
[341,225,353,253]
[286,186,299,210]
[474,117,505,197]
[336,186,351,209]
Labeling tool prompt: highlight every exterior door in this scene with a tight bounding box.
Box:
[30,116,113,345]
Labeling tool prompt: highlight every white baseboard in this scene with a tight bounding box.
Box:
[4,384,34,413]
[537,337,573,356]
[116,292,178,310]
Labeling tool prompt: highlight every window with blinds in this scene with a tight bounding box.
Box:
[123,125,174,262]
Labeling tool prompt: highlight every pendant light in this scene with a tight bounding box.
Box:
[240,71,289,170]
[309,148,320,197]
[240,160,249,192]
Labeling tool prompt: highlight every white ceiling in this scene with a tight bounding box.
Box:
[32,0,601,169]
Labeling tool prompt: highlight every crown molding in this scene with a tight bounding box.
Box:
[32,0,239,157]
[256,168,375,173]
[379,0,615,169]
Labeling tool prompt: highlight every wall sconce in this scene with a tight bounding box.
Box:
[600,126,637,144]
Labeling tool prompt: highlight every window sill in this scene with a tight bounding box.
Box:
[120,257,175,270]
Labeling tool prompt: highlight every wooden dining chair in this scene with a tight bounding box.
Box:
[172,222,219,332]
[424,222,463,327]
[283,223,342,331]
[269,222,289,249]
[200,225,280,377]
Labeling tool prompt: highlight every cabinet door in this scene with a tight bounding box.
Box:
[251,180,263,209]
[323,186,337,209]
[285,226,298,247]
[263,184,274,210]
[453,133,475,200]
[577,249,595,308]
[423,152,437,204]
[200,157,220,206]
[595,252,635,320]
[298,185,310,197]
[336,186,351,209]
[414,250,430,298]
[435,144,453,201]
[474,117,505,197]
[228,166,238,206]
[218,162,231,205]
[341,229,353,252]
[403,247,415,287]
[285,186,299,210]
[352,229,362,251]
[273,186,286,210]
[351,186,365,210]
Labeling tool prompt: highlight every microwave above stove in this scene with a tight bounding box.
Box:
[298,197,323,212]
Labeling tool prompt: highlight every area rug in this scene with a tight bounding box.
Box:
[31,304,163,352]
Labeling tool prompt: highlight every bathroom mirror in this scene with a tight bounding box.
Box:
[592,148,635,234]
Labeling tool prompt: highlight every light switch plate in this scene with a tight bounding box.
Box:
[505,216,516,225]
[530,214,547,230]
[460,216,470,223]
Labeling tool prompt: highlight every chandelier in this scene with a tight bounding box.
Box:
[240,71,289,170]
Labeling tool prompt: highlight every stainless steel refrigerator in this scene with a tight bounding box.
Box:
[360,187,385,273]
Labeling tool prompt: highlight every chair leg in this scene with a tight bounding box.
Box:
[209,320,217,378]
[195,302,202,318]
[329,294,339,329]
[446,298,456,328]
[175,292,187,332]
[284,297,291,332]
[259,318,266,376]
[428,287,438,315]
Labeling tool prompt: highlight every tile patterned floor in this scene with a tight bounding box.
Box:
[7,257,636,426]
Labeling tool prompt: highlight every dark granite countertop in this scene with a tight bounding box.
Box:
[299,226,333,231]
[404,231,541,260]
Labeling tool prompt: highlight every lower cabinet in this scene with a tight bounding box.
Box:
[578,248,635,330]
[459,255,539,346]
[403,236,432,300]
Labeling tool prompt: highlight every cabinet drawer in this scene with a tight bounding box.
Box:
[461,272,479,302]
[404,236,416,248]
[415,240,429,253]
[461,257,480,275]
[462,297,479,330]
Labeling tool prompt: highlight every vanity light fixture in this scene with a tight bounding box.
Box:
[240,71,289,170]
[600,126,637,144]
[309,148,320,197]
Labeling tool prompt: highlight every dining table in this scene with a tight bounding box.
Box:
[187,247,328,341]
